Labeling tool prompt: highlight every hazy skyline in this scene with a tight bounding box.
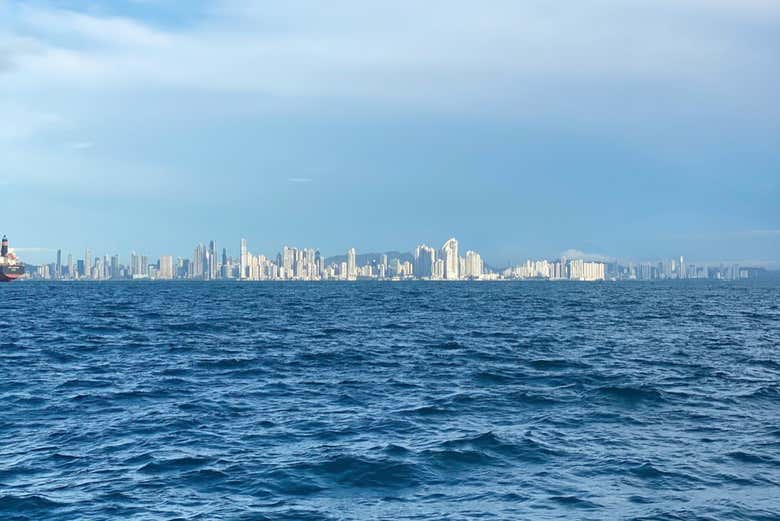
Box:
[2,1,778,266]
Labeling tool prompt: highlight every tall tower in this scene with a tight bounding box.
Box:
[209,240,218,280]
[56,249,62,279]
[240,238,248,279]
[415,244,436,278]
[84,249,92,279]
[347,248,357,278]
[440,238,459,280]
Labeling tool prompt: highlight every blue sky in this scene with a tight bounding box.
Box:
[1,0,778,266]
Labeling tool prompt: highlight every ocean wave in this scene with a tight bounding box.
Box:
[138,456,214,474]
[593,385,668,405]
[3,281,778,519]
[0,494,65,512]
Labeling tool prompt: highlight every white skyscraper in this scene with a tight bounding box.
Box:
[464,250,483,279]
[440,238,459,280]
[84,249,92,279]
[347,248,357,279]
[240,238,248,279]
[414,244,436,278]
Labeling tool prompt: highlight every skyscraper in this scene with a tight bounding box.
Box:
[240,238,248,279]
[440,238,459,280]
[111,255,120,279]
[159,256,174,280]
[414,244,436,278]
[347,248,357,279]
[208,240,218,280]
[464,250,483,279]
[84,249,92,279]
[55,249,62,280]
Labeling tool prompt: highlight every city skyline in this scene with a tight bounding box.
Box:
[11,233,780,271]
[22,236,771,282]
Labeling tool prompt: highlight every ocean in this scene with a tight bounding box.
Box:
[1,281,779,520]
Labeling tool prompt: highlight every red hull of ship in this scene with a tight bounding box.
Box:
[0,273,22,282]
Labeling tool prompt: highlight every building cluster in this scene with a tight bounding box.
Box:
[504,258,606,281]
[605,256,762,281]
[30,242,766,282]
[502,256,763,281]
[32,238,488,282]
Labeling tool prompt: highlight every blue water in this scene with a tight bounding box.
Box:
[2,281,779,520]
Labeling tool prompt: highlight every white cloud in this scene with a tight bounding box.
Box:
[288,177,313,183]
[0,0,776,116]
[0,0,777,197]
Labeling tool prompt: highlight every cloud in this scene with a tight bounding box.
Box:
[288,177,313,183]
[0,0,776,121]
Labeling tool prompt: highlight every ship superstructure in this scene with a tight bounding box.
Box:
[0,236,25,282]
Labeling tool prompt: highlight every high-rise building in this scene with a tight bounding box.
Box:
[440,238,459,280]
[281,246,296,278]
[208,240,218,280]
[315,250,323,278]
[240,238,248,279]
[347,248,357,279]
[414,244,436,278]
[84,249,92,279]
[111,255,120,279]
[464,250,483,279]
[55,249,62,280]
[159,256,174,280]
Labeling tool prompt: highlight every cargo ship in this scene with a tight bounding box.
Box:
[0,236,25,282]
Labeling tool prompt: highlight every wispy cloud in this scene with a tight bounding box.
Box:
[288,177,313,183]
[1,1,777,119]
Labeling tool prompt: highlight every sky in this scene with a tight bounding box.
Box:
[1,0,778,266]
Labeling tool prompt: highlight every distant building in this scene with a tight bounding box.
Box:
[414,244,436,279]
[159,256,174,280]
[440,238,459,280]
[347,248,357,279]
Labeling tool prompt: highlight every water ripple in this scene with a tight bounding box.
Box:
[0,280,778,519]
